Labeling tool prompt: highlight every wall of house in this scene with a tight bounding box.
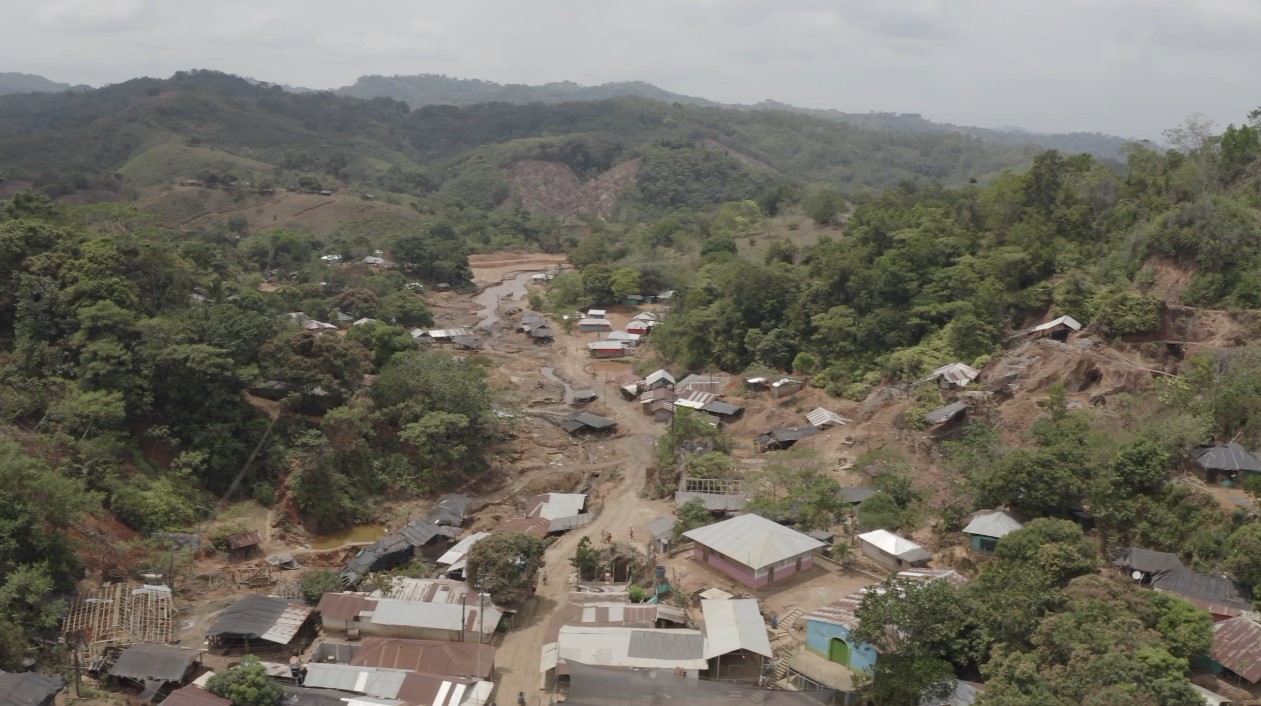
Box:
[969,534,999,553]
[321,617,354,633]
[859,542,902,571]
[692,546,760,587]
[805,619,877,674]
[691,546,812,587]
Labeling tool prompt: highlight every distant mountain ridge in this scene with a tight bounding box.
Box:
[0,72,87,96]
[333,74,1141,160]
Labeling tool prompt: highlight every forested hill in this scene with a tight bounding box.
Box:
[0,70,1046,213]
[328,73,1138,160]
[0,71,85,96]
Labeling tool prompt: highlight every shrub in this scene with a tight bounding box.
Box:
[1094,291,1162,337]
[628,584,648,603]
[298,569,343,605]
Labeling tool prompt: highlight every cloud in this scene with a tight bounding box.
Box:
[35,0,153,31]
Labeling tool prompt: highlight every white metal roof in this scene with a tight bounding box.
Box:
[605,331,641,341]
[258,603,315,645]
[303,664,410,698]
[587,309,606,317]
[644,369,676,386]
[1033,315,1082,332]
[698,587,734,601]
[530,493,588,521]
[633,312,659,321]
[961,510,1024,539]
[925,362,981,386]
[578,319,612,327]
[426,328,472,339]
[683,514,824,570]
[588,341,624,350]
[437,532,491,566]
[701,599,773,659]
[458,681,494,706]
[674,390,717,409]
[369,599,501,633]
[858,530,926,558]
[805,407,850,428]
[553,626,709,671]
[771,377,801,388]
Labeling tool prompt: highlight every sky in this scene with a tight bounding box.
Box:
[2,0,1258,140]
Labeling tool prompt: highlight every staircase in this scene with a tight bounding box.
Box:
[769,608,805,682]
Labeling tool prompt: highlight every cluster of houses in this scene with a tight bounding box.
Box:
[613,369,745,425]
[586,310,660,359]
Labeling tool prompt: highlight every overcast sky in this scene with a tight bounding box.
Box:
[2,0,1257,140]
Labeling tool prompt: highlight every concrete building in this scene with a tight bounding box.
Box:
[683,514,824,588]
[857,530,932,570]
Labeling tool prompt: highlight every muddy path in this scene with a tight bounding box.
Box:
[492,324,669,700]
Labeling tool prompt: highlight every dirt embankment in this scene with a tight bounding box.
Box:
[503,159,640,220]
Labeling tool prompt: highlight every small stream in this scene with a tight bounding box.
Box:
[540,366,576,405]
[473,271,534,329]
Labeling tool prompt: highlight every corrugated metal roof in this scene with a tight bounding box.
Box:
[896,568,968,587]
[498,517,551,539]
[639,387,675,403]
[701,401,742,416]
[262,603,316,645]
[924,401,968,426]
[351,637,494,681]
[701,599,772,659]
[961,510,1024,539]
[1190,684,1233,706]
[108,643,204,682]
[859,530,927,559]
[805,593,862,631]
[924,363,981,386]
[527,493,588,521]
[578,319,612,328]
[1112,548,1184,576]
[587,310,606,317]
[436,533,490,566]
[605,331,641,341]
[683,514,824,569]
[674,491,748,512]
[302,664,410,698]
[644,370,676,386]
[633,312,660,321]
[162,687,231,706]
[369,599,502,634]
[588,341,624,350]
[805,407,850,428]
[1032,315,1082,333]
[771,378,802,388]
[555,626,708,670]
[646,517,676,541]
[674,390,717,409]
[318,593,376,622]
[1212,617,1261,682]
[227,530,262,550]
[549,514,593,532]
[547,603,683,642]
[1154,569,1252,617]
[1191,443,1261,472]
[425,328,472,339]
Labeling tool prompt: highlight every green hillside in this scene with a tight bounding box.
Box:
[0,70,1043,212]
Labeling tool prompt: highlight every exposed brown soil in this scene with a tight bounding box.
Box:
[503,159,640,220]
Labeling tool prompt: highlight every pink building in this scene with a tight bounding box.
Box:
[683,514,825,588]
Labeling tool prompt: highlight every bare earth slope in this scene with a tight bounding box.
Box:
[503,159,640,220]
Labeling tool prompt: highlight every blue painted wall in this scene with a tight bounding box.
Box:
[805,618,877,674]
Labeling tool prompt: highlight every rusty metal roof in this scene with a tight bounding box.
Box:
[227,530,262,550]
[805,593,863,631]
[1211,617,1261,682]
[316,592,376,622]
[351,637,495,681]
[162,687,231,706]
[499,517,551,539]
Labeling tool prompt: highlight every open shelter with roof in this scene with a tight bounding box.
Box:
[683,513,825,588]
[699,598,773,680]
[206,595,316,652]
[1208,617,1261,684]
[1191,442,1261,485]
[106,643,206,699]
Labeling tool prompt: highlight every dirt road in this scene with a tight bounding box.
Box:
[492,325,669,702]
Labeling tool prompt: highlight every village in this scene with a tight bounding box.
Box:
[12,255,1261,706]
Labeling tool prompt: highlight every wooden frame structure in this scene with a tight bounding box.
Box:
[62,584,177,667]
